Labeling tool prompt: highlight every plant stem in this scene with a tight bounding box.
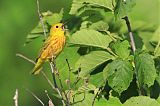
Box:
[13,89,18,106]
[36,0,47,39]
[66,59,71,106]
[50,62,65,105]
[122,16,136,54]
[26,88,44,106]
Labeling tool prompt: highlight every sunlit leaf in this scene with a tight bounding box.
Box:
[70,29,113,50]
[124,96,160,106]
[94,97,122,106]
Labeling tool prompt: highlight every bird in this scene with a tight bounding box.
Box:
[31,23,66,75]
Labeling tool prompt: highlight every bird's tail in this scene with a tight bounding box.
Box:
[31,58,44,75]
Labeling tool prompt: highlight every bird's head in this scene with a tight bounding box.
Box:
[50,23,65,33]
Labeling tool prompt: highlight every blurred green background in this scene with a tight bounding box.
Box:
[0,0,159,106]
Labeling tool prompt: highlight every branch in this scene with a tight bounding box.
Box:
[13,89,18,106]
[122,16,136,53]
[45,90,55,106]
[26,88,44,106]
[16,53,35,65]
[66,59,71,106]
[122,16,144,95]
[50,62,65,105]
[41,71,56,91]
[16,53,61,96]
[36,0,47,38]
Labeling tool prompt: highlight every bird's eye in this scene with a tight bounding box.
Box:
[56,26,59,28]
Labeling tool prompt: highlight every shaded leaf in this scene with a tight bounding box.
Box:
[76,84,96,93]
[72,93,94,106]
[124,96,160,106]
[135,52,157,87]
[103,59,133,94]
[156,74,160,86]
[76,51,115,77]
[43,9,63,25]
[89,21,109,31]
[26,10,63,44]
[89,72,105,87]
[70,29,113,50]
[114,0,136,18]
[56,46,80,89]
[112,40,130,59]
[25,22,49,43]
[70,0,113,15]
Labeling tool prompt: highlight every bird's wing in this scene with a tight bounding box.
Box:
[35,36,52,62]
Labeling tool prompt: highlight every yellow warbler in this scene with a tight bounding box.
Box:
[31,23,66,75]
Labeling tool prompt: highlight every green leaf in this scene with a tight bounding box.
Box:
[124,96,160,106]
[156,74,160,86]
[114,0,136,18]
[26,10,63,44]
[89,21,109,31]
[135,52,157,87]
[112,40,130,59]
[70,29,113,50]
[76,51,115,77]
[77,84,96,93]
[94,98,108,106]
[25,22,49,43]
[72,93,94,106]
[103,59,133,94]
[151,26,160,42]
[56,46,80,89]
[157,97,160,104]
[94,97,123,106]
[107,96,123,106]
[152,27,160,57]
[89,72,105,87]
[43,9,63,25]
[70,0,113,15]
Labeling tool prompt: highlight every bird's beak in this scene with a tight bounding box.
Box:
[61,24,65,31]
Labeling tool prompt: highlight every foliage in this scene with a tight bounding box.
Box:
[25,0,160,105]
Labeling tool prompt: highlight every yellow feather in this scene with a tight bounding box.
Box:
[31,23,66,75]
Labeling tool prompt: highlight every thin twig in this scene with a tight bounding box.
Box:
[51,61,69,105]
[50,62,65,105]
[16,53,58,94]
[41,71,56,91]
[45,90,55,106]
[26,88,44,106]
[122,16,136,53]
[16,53,35,65]
[154,40,160,55]
[66,59,71,106]
[13,89,18,106]
[36,0,47,38]
[122,16,144,95]
[92,88,101,106]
